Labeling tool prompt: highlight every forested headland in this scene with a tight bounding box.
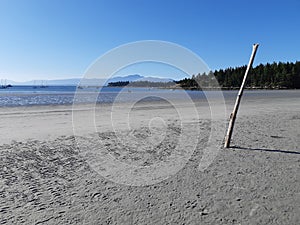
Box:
[107,80,176,88]
[177,61,300,89]
[107,61,300,89]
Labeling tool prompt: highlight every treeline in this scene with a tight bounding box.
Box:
[108,61,300,89]
[178,61,300,89]
[107,81,130,87]
[108,80,176,88]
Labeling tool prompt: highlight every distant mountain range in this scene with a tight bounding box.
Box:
[5,74,175,86]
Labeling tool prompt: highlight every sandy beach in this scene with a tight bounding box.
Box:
[0,90,299,224]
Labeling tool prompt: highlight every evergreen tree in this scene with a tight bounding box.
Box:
[177,61,300,89]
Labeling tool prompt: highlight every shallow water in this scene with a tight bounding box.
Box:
[0,86,299,107]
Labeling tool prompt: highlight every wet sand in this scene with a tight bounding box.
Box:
[0,90,299,224]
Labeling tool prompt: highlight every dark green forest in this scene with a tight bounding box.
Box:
[178,61,300,89]
[108,80,176,88]
[108,61,300,89]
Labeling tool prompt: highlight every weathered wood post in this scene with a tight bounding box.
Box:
[224,43,259,148]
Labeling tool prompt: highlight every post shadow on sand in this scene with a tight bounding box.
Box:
[231,146,300,155]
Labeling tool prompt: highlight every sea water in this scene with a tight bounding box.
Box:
[0,86,299,107]
[0,86,204,107]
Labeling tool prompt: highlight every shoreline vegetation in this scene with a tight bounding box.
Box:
[108,61,300,90]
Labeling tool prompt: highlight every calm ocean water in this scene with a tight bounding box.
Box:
[0,85,299,107]
[0,86,203,107]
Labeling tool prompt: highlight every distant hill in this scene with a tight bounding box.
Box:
[103,74,174,85]
[5,74,175,86]
[105,74,143,84]
[138,76,174,83]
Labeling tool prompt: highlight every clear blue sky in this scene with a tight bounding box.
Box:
[0,0,299,81]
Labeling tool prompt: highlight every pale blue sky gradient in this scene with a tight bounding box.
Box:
[0,0,299,81]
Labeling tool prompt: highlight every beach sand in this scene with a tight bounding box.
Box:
[0,91,299,224]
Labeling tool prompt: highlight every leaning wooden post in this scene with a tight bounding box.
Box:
[224,44,259,148]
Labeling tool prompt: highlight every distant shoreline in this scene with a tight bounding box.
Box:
[171,86,300,91]
[1,84,299,91]
[3,84,299,91]
[106,85,300,91]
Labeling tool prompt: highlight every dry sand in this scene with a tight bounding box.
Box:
[0,90,299,224]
